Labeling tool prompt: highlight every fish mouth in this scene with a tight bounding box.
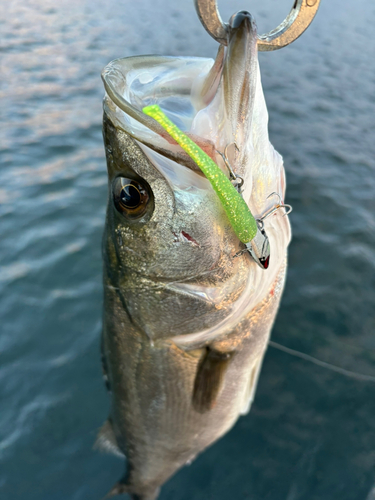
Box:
[102,54,219,173]
[230,11,255,30]
[100,11,261,205]
[102,15,291,271]
[101,12,257,172]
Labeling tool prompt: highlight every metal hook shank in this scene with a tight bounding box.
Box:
[194,0,320,50]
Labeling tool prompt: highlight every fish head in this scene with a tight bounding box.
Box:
[103,114,236,282]
[101,14,291,341]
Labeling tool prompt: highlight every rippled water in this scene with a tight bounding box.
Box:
[1,0,375,498]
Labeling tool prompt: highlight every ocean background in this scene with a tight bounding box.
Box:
[1,0,375,498]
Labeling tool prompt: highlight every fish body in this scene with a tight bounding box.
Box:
[100,12,291,499]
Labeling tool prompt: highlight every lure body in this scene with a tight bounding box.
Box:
[99,12,291,499]
[142,104,258,243]
[143,104,271,269]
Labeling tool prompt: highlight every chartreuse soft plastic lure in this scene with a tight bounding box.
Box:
[142,104,270,269]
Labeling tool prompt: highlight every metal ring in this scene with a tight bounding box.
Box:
[194,0,320,50]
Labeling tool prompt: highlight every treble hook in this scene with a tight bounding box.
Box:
[194,0,320,50]
[258,192,292,225]
[216,143,244,191]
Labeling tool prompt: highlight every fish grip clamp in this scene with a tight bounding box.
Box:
[194,0,321,50]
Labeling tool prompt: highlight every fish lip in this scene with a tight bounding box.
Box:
[101,55,219,172]
[229,11,256,31]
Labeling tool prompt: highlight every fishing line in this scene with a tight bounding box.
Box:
[269,340,375,383]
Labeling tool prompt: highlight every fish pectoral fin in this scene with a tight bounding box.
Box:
[94,419,124,458]
[103,482,129,499]
[103,482,160,500]
[193,348,235,413]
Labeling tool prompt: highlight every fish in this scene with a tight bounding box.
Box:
[98,10,291,500]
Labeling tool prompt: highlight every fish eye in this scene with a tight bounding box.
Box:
[113,177,150,219]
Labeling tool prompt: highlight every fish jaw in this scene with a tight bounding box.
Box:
[223,11,259,154]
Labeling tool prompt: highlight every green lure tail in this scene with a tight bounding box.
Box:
[142,105,257,243]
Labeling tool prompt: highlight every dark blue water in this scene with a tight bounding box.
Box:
[1,0,375,498]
